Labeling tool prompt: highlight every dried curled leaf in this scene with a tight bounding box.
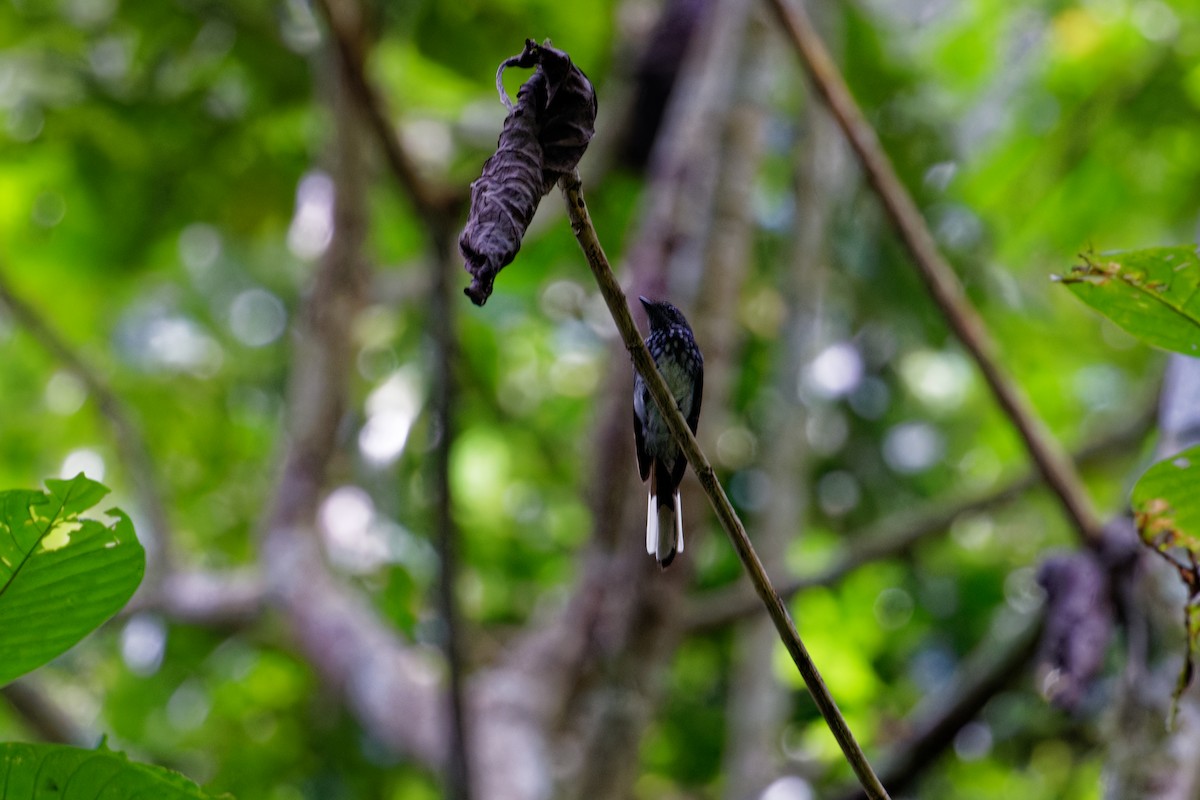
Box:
[1036,552,1113,710]
[459,86,544,306]
[460,39,597,306]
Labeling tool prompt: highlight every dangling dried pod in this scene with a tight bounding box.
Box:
[459,39,597,306]
[1035,551,1113,710]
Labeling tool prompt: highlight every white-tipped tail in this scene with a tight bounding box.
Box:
[646,489,683,568]
[674,490,684,554]
[646,490,657,555]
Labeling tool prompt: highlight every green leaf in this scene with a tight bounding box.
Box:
[0,474,144,686]
[1131,445,1200,723]
[0,742,226,798]
[1060,245,1200,355]
[1132,445,1200,557]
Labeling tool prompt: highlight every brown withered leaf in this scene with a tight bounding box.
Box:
[460,39,597,306]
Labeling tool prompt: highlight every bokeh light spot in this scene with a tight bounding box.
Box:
[874,586,915,630]
[359,367,423,466]
[882,421,945,474]
[287,171,334,259]
[802,342,863,400]
[229,288,287,347]
[319,485,388,574]
[121,614,167,676]
[760,776,813,800]
[45,370,87,416]
[954,721,993,762]
[61,448,105,481]
[899,349,971,412]
[816,470,860,517]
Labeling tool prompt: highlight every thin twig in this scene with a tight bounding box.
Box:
[1,679,90,746]
[688,404,1154,631]
[560,171,891,800]
[0,270,173,576]
[311,0,463,227]
[429,222,473,800]
[763,0,1103,546]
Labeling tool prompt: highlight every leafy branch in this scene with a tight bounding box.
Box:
[1131,445,1200,719]
[560,171,891,800]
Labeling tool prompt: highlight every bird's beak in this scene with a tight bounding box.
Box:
[638,296,652,310]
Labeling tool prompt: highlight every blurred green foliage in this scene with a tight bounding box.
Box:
[2,0,1198,797]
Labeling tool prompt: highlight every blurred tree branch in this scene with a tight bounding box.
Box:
[1,679,90,747]
[427,154,474,800]
[834,610,1045,800]
[696,10,800,798]
[122,568,265,629]
[311,0,464,225]
[688,405,1154,631]
[764,0,1104,546]
[307,6,626,795]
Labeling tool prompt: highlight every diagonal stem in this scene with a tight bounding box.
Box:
[560,171,891,800]
[763,0,1103,546]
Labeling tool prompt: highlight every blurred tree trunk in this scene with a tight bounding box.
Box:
[720,54,851,800]
[716,16,796,800]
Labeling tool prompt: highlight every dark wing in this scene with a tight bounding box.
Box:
[634,405,651,481]
[686,360,703,434]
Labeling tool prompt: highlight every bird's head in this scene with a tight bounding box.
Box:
[639,296,692,332]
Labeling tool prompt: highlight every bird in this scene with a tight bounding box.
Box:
[633,296,703,568]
